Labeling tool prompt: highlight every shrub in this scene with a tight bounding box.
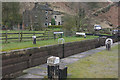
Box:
[51,18,55,25]
[48,25,63,28]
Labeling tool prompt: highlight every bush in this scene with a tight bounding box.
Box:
[24,26,30,30]
[48,25,63,28]
[51,18,55,25]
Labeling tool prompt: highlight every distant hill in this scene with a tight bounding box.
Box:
[19,2,118,28]
[97,3,119,27]
[19,2,35,14]
[49,2,109,15]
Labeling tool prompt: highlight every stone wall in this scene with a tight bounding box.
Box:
[1,37,118,78]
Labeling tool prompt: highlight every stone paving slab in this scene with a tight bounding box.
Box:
[69,54,85,58]
[61,58,80,64]
[38,64,47,68]
[17,42,119,79]
[18,73,44,78]
[23,68,47,76]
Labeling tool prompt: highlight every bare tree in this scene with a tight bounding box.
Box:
[75,3,86,31]
[2,2,22,30]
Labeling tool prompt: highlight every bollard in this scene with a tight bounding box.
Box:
[47,56,67,80]
[32,35,36,44]
[47,56,60,80]
[105,38,113,51]
[106,40,111,50]
[59,66,67,80]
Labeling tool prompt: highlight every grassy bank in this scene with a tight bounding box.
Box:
[1,28,61,33]
[1,36,98,52]
[67,45,118,78]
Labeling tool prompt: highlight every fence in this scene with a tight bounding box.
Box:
[0,31,54,43]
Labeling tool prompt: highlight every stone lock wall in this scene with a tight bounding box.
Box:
[1,37,118,78]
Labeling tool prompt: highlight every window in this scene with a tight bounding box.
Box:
[55,16,57,19]
[45,11,48,15]
[46,17,48,19]
[45,23,48,26]
[58,22,60,25]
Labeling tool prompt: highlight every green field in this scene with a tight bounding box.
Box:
[0,29,62,42]
[1,36,98,52]
[1,28,61,33]
[67,45,118,78]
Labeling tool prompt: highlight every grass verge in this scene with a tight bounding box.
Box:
[67,45,118,78]
[1,36,98,52]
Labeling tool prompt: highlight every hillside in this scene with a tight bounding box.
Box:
[19,2,119,28]
[49,2,109,15]
[19,2,35,14]
[19,2,109,15]
[97,3,119,27]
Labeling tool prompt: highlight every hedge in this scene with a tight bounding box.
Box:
[48,25,63,28]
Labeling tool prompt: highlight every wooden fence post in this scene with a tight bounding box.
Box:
[44,31,46,40]
[48,31,49,39]
[20,32,22,42]
[5,31,7,43]
[19,31,20,42]
[43,33,45,40]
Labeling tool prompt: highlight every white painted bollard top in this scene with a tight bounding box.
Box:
[32,36,36,38]
[105,38,113,45]
[47,56,60,65]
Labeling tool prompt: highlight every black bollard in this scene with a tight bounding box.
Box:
[32,36,36,44]
[48,65,59,80]
[33,38,36,44]
[47,56,60,80]
[106,40,111,50]
[47,56,67,80]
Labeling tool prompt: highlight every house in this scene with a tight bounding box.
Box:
[23,3,53,30]
[52,11,63,25]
